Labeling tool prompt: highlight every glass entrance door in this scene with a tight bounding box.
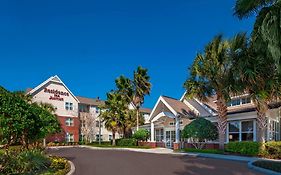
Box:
[165,131,175,148]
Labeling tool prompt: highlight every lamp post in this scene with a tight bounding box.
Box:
[98,108,102,145]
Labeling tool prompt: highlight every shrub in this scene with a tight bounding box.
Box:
[116,138,137,146]
[182,148,224,154]
[133,129,149,141]
[89,141,112,146]
[226,141,261,156]
[182,118,218,149]
[0,149,51,174]
[261,141,281,159]
[49,156,71,175]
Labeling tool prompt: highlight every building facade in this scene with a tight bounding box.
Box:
[145,93,281,149]
[27,75,152,143]
[28,75,80,142]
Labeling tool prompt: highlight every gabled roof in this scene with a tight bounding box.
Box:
[162,96,196,116]
[76,96,105,106]
[28,75,79,102]
[139,107,152,114]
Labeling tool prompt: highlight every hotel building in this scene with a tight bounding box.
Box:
[27,75,152,143]
[142,93,281,149]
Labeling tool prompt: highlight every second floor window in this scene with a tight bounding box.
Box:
[66,118,74,126]
[65,102,73,110]
[227,97,251,107]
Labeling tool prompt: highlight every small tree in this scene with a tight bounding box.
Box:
[133,129,149,141]
[182,118,218,149]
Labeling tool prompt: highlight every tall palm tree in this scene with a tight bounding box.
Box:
[233,44,281,144]
[132,66,152,130]
[184,34,248,150]
[234,0,281,70]
[115,75,133,103]
[100,92,127,146]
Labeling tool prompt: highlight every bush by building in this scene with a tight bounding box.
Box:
[133,129,149,141]
[226,141,261,156]
[182,118,218,149]
[116,138,137,146]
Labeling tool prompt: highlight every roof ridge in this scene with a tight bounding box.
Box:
[161,95,179,101]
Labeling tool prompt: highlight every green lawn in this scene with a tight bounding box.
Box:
[180,148,224,154]
[253,160,281,173]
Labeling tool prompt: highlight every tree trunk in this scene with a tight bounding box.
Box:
[136,108,139,131]
[216,93,228,150]
[112,132,116,146]
[255,100,268,147]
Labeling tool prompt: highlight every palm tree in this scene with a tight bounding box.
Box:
[184,34,248,150]
[234,0,281,70]
[115,75,134,103]
[100,92,127,146]
[233,45,281,144]
[132,66,152,130]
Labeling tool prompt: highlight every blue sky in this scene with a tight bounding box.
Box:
[0,0,254,108]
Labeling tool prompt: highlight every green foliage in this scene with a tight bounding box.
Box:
[183,34,248,150]
[253,160,281,173]
[261,141,281,159]
[182,118,218,141]
[182,148,224,154]
[226,141,262,156]
[116,138,137,146]
[234,0,281,71]
[88,141,112,146]
[48,156,70,175]
[0,149,51,174]
[133,129,149,141]
[0,86,61,150]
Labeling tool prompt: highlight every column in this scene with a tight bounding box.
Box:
[175,115,180,143]
[150,122,155,142]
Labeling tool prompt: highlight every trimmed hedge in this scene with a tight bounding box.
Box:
[89,141,112,146]
[226,141,281,158]
[226,141,261,156]
[116,138,137,146]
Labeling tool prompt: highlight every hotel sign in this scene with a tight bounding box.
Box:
[44,88,69,101]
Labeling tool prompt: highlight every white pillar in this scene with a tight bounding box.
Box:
[175,115,180,143]
[151,122,155,142]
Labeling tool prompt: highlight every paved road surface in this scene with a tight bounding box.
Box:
[48,147,263,175]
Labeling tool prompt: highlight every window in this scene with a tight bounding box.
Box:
[228,121,240,142]
[65,102,73,110]
[96,121,103,127]
[180,120,183,125]
[66,133,74,142]
[227,97,251,107]
[109,135,112,140]
[228,120,254,142]
[65,118,74,126]
[155,129,164,142]
[169,122,175,126]
[241,121,254,141]
[96,134,103,141]
[242,97,251,104]
[268,119,280,141]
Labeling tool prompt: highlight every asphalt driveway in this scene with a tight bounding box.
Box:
[48,147,263,175]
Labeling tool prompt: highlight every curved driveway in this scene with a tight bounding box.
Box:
[48,147,263,175]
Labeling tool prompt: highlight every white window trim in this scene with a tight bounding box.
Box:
[227,120,256,142]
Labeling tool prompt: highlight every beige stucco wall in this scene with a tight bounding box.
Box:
[32,82,78,117]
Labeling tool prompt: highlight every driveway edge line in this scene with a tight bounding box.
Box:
[67,160,75,175]
[248,160,280,175]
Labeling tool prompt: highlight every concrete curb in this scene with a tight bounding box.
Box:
[66,160,75,175]
[248,160,280,175]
